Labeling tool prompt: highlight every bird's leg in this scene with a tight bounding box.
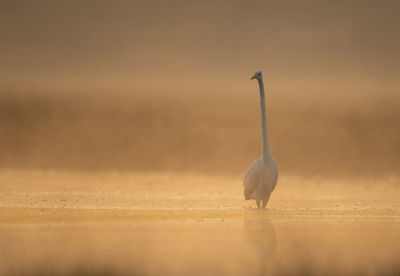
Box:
[261,200,267,208]
[262,195,270,209]
[256,199,261,208]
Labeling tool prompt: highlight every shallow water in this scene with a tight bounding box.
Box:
[0,171,399,275]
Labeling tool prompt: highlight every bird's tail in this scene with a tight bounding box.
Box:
[243,174,255,200]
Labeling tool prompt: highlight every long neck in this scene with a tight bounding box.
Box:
[257,78,271,160]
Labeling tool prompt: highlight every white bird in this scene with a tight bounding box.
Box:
[244,70,278,208]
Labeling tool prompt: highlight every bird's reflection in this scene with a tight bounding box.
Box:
[243,210,277,276]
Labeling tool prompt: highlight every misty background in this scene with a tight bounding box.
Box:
[1,0,399,176]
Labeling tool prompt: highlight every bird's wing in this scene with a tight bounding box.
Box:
[244,160,260,199]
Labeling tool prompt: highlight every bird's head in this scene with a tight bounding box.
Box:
[250,70,263,80]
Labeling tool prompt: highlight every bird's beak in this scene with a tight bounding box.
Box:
[250,73,257,80]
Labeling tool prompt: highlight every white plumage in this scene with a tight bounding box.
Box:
[244,70,278,208]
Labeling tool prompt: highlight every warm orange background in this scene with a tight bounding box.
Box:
[1,0,399,176]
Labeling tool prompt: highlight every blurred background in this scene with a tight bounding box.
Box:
[1,0,399,177]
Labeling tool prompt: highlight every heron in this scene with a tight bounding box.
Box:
[244,70,278,208]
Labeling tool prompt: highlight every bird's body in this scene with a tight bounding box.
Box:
[244,70,278,208]
[244,156,278,208]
